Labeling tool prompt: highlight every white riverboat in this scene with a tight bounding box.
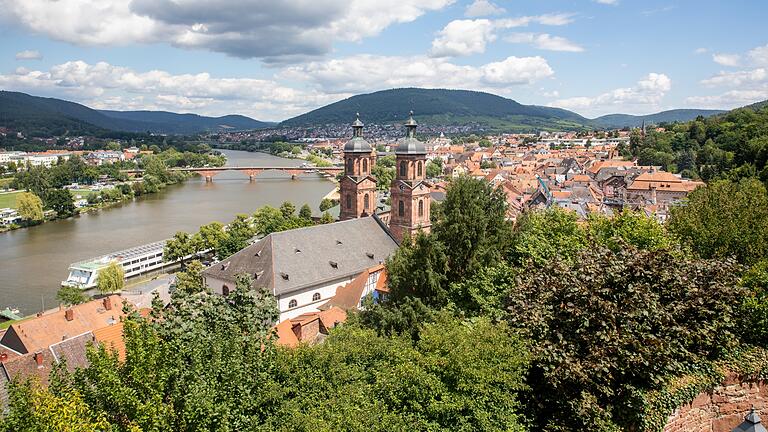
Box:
[61,240,171,289]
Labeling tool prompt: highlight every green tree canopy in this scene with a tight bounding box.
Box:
[16,191,44,222]
[668,178,768,264]
[45,188,76,218]
[96,262,125,294]
[298,203,313,220]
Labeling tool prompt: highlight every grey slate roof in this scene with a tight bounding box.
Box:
[394,137,427,155]
[343,136,373,153]
[203,217,398,296]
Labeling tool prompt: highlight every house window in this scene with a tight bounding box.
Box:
[364,193,369,210]
[222,285,230,296]
[418,200,424,217]
[313,293,321,301]
[400,161,407,177]
[417,161,422,177]
[346,194,351,209]
[362,158,368,174]
[398,200,404,217]
[289,299,297,308]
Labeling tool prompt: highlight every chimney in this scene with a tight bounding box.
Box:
[34,351,43,367]
[0,353,7,362]
[65,309,74,321]
[103,297,112,311]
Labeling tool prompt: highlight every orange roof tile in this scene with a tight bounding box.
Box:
[274,320,299,348]
[93,322,126,361]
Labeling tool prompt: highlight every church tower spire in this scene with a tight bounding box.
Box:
[389,111,431,242]
[339,113,377,221]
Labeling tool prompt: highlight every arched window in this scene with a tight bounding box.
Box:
[346,194,351,209]
[222,285,230,296]
[398,200,404,217]
[400,161,407,177]
[417,161,423,177]
[289,299,297,308]
[312,293,321,301]
[418,199,424,217]
[347,158,354,174]
[362,158,368,174]
[364,193,370,210]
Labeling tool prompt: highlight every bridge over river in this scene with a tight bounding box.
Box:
[122,166,343,182]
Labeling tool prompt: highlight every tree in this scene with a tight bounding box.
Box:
[96,262,125,294]
[164,231,196,263]
[218,214,255,258]
[45,188,76,217]
[371,164,395,191]
[386,232,449,306]
[298,203,313,220]
[426,158,443,178]
[319,198,336,212]
[193,222,228,258]
[253,205,287,236]
[56,285,88,306]
[511,208,586,265]
[16,192,43,222]
[320,211,334,224]
[507,245,744,430]
[172,260,206,297]
[433,176,513,282]
[668,178,768,265]
[279,201,296,218]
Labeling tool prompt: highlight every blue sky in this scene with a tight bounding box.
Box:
[1,0,767,121]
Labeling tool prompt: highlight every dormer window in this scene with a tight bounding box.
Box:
[295,248,301,253]
[254,251,260,257]
[329,261,338,269]
[221,262,230,271]
[336,240,343,245]
[280,272,289,280]
[289,299,297,308]
[366,252,374,259]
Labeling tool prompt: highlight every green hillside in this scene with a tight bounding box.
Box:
[593,109,726,129]
[0,91,271,135]
[281,88,591,132]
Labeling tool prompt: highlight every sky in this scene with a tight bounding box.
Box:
[0,0,767,122]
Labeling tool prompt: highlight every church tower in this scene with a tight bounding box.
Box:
[389,112,431,241]
[339,113,377,221]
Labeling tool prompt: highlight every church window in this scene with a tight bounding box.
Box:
[346,194,351,209]
[364,193,370,210]
[289,299,297,308]
[347,158,354,173]
[418,200,424,217]
[313,293,321,301]
[362,158,368,174]
[400,161,407,177]
[417,161,422,177]
[398,200,404,217]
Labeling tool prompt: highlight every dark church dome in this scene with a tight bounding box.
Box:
[394,111,426,155]
[343,113,372,153]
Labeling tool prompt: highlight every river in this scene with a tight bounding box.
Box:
[0,150,336,315]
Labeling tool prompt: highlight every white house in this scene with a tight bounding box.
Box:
[202,216,398,321]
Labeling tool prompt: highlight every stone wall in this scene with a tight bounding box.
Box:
[663,374,768,432]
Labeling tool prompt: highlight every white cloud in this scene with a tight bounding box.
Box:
[594,0,618,4]
[694,47,707,54]
[549,73,672,116]
[701,68,768,87]
[748,44,768,66]
[430,13,576,57]
[505,33,584,52]
[465,0,505,17]
[15,50,43,60]
[686,89,768,109]
[0,0,455,61]
[281,54,554,94]
[0,60,340,120]
[712,53,741,67]
[430,19,496,57]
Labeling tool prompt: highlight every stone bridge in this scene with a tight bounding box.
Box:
[121,166,343,182]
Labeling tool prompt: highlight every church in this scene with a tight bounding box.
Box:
[202,112,432,321]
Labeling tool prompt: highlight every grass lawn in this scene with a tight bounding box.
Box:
[0,191,21,209]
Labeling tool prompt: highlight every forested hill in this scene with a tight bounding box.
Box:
[0,91,271,135]
[593,109,726,129]
[280,88,730,131]
[280,88,591,131]
[628,99,768,183]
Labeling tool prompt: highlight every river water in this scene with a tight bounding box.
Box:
[0,150,336,315]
